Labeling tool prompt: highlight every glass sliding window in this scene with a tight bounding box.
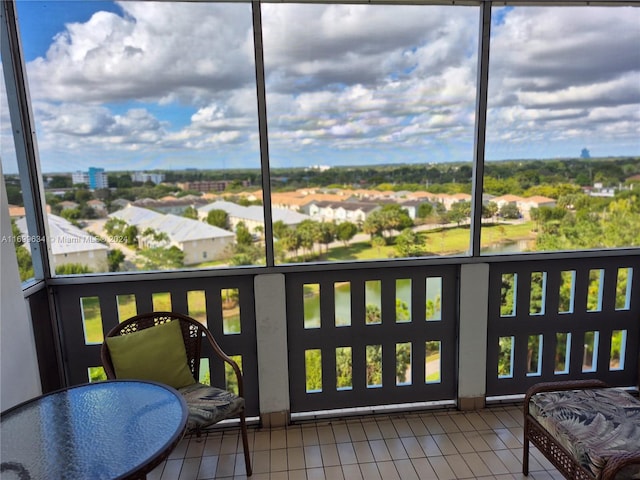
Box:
[1,60,36,283]
[16,1,262,275]
[483,6,640,255]
[262,4,479,264]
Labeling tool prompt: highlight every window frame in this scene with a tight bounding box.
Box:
[2,0,639,289]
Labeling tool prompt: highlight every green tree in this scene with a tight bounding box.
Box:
[335,221,358,246]
[380,203,413,233]
[366,304,381,325]
[48,175,72,188]
[394,228,426,257]
[141,228,169,245]
[371,235,386,255]
[104,217,127,237]
[524,183,581,199]
[500,273,516,316]
[417,202,434,219]
[483,176,523,196]
[74,189,92,203]
[124,225,138,246]
[366,345,382,387]
[60,208,81,221]
[230,234,262,265]
[318,222,336,254]
[107,249,125,272]
[363,204,413,241]
[363,211,385,239]
[601,195,640,247]
[305,350,322,392]
[137,246,184,270]
[206,209,229,229]
[436,205,450,227]
[499,203,521,219]
[396,343,412,384]
[230,245,262,266]
[498,337,513,377]
[336,347,352,389]
[272,220,290,240]
[16,245,34,281]
[79,204,97,219]
[10,219,33,281]
[482,202,498,220]
[426,295,441,320]
[396,299,410,322]
[235,222,253,247]
[182,206,198,219]
[55,263,92,275]
[449,201,471,226]
[280,229,301,259]
[296,220,321,257]
[530,206,567,231]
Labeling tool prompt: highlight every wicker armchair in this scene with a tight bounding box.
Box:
[101,311,252,477]
[523,379,640,480]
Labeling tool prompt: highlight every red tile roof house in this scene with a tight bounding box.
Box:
[517,196,557,220]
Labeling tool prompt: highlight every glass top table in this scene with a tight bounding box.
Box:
[1,380,188,480]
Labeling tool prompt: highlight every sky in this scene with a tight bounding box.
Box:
[1,1,639,174]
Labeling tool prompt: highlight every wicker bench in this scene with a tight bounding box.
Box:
[523,380,640,480]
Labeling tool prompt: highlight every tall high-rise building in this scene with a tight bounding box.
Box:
[131,171,165,184]
[71,171,89,186]
[88,167,108,189]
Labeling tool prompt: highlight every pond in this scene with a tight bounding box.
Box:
[303,277,442,327]
[481,239,535,255]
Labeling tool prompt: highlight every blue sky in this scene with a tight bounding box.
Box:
[17,1,122,61]
[1,2,638,174]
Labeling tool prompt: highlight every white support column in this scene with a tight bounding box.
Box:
[458,263,490,410]
[254,273,290,426]
[1,161,42,410]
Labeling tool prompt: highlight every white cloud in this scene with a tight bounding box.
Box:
[11,2,640,170]
[263,4,479,154]
[34,102,166,149]
[22,2,260,168]
[29,2,255,105]
[486,6,640,159]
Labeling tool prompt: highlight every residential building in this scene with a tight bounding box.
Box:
[132,195,208,215]
[86,199,107,217]
[88,167,108,189]
[71,170,88,186]
[492,194,524,210]
[58,200,79,211]
[517,196,556,220]
[110,205,234,265]
[72,167,108,190]
[178,179,251,193]
[131,171,165,184]
[15,214,109,272]
[306,200,380,224]
[198,200,310,235]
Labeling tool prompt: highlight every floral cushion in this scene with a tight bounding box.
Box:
[178,383,245,430]
[529,388,640,479]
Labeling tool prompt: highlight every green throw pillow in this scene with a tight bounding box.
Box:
[106,320,196,389]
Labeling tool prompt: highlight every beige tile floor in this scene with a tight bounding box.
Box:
[148,405,563,480]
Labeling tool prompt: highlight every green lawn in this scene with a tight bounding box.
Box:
[81,297,103,344]
[323,222,535,260]
[324,242,397,261]
[192,222,536,265]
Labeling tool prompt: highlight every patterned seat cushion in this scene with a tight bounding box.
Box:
[178,383,245,430]
[529,388,640,479]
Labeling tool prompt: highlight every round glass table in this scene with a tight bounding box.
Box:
[1,380,188,480]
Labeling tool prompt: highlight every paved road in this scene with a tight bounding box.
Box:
[84,219,139,271]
